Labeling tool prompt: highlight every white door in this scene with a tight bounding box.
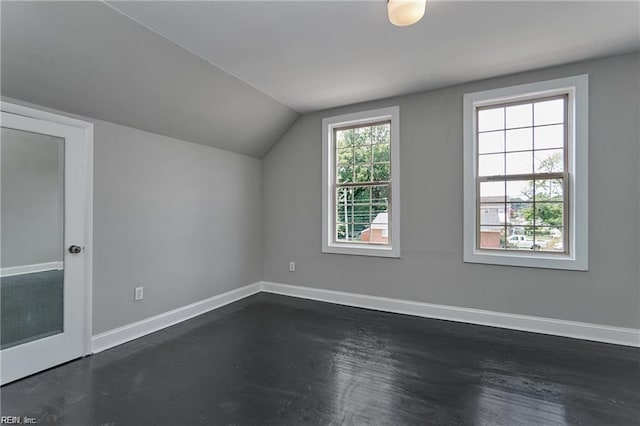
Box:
[1,108,91,385]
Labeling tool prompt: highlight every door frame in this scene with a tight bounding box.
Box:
[1,100,94,358]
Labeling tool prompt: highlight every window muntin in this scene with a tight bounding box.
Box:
[463,74,588,271]
[476,95,569,253]
[334,121,391,246]
[322,106,400,258]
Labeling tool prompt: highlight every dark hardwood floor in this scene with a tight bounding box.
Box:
[1,293,638,425]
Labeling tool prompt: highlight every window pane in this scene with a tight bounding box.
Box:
[534,202,563,227]
[335,189,350,220]
[360,225,372,242]
[354,165,371,182]
[336,186,371,241]
[478,153,504,177]
[336,165,353,183]
[372,143,390,162]
[344,187,354,203]
[480,181,505,201]
[507,180,532,201]
[353,186,371,204]
[372,124,390,144]
[478,107,505,132]
[335,189,346,214]
[352,205,372,224]
[479,226,505,249]
[505,151,533,175]
[534,124,564,149]
[534,149,564,173]
[534,179,563,201]
[336,129,354,149]
[335,184,390,245]
[505,225,536,250]
[352,223,368,239]
[480,203,506,226]
[371,212,388,227]
[506,128,533,152]
[368,210,390,245]
[373,163,390,181]
[510,201,534,226]
[534,227,564,252]
[372,204,388,216]
[506,103,532,129]
[354,145,371,165]
[506,225,527,236]
[337,148,353,166]
[478,131,504,154]
[353,126,371,145]
[467,81,584,264]
[328,112,397,253]
[534,98,564,126]
[372,185,389,204]
[507,236,536,250]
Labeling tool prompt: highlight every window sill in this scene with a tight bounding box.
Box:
[323,243,400,258]
[464,249,587,271]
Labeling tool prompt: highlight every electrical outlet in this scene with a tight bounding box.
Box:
[134,286,144,301]
[289,261,296,272]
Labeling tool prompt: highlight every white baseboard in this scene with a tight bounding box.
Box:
[1,261,64,277]
[92,283,261,353]
[259,281,640,348]
[90,280,640,354]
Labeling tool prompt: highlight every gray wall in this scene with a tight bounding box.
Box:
[262,52,640,329]
[91,120,262,334]
[4,52,637,335]
[1,129,64,268]
[3,98,262,335]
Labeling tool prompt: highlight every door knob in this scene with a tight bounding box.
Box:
[68,245,82,254]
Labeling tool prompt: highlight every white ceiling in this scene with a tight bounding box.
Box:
[110,1,640,113]
[2,1,638,157]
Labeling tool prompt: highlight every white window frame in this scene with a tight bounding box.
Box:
[463,75,589,270]
[322,106,400,258]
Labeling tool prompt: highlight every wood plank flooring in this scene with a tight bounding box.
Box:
[1,293,638,425]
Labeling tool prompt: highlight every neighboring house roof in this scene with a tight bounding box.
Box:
[370,212,388,230]
[480,196,504,203]
[359,212,389,236]
[480,205,505,226]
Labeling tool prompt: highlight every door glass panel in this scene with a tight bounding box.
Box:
[1,127,64,349]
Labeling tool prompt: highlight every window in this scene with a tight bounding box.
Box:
[463,76,588,270]
[322,106,400,257]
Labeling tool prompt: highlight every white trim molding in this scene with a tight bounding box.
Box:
[463,75,589,270]
[260,282,640,348]
[1,100,95,362]
[322,106,401,258]
[92,283,262,353]
[0,261,64,277]
[90,281,639,354]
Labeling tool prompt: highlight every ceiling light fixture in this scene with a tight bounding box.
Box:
[387,0,426,27]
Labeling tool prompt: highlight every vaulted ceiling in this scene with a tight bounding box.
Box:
[2,1,638,157]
